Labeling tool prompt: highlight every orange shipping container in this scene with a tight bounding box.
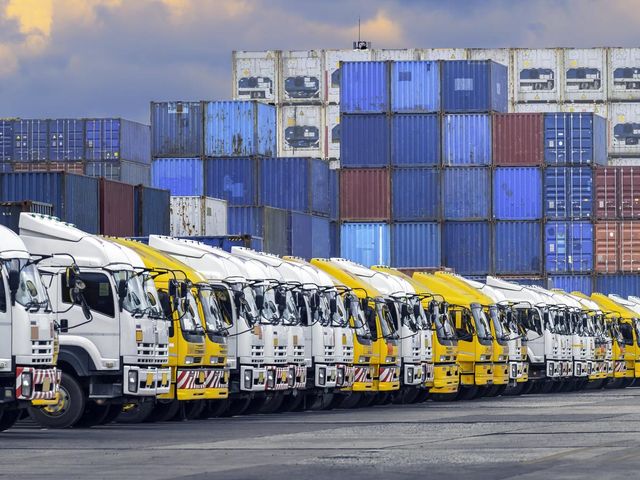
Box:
[594,222,619,273]
[620,221,640,272]
[339,168,390,221]
[620,168,640,219]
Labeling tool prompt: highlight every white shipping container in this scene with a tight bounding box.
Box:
[325,104,340,160]
[323,49,372,104]
[372,48,419,61]
[170,196,227,237]
[278,105,324,158]
[608,48,640,101]
[232,50,279,102]
[513,102,559,113]
[608,158,640,166]
[280,50,323,103]
[563,48,607,102]
[513,48,562,103]
[418,48,467,60]
[561,102,608,118]
[609,102,640,156]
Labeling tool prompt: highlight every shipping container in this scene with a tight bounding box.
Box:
[0,172,99,233]
[260,157,310,212]
[134,185,170,236]
[594,166,618,219]
[227,206,289,256]
[620,167,640,218]
[561,102,608,118]
[493,167,542,220]
[467,48,512,72]
[373,49,419,61]
[514,103,558,114]
[594,221,619,273]
[99,178,135,237]
[608,158,640,166]
[151,101,203,157]
[513,48,561,103]
[289,212,312,259]
[170,196,227,237]
[280,50,323,103]
[442,167,490,220]
[232,50,278,102]
[391,167,440,221]
[85,119,150,164]
[594,274,640,297]
[442,221,491,275]
[48,119,85,161]
[329,168,339,220]
[12,161,85,175]
[311,215,331,258]
[544,113,607,166]
[330,220,339,257]
[563,48,607,103]
[0,120,13,161]
[278,105,323,158]
[340,222,390,267]
[545,221,593,273]
[310,158,330,216]
[0,200,53,233]
[418,48,467,60]
[340,114,390,167]
[549,274,593,295]
[391,222,441,268]
[497,276,547,288]
[14,119,48,161]
[0,163,11,173]
[340,168,390,221]
[204,101,276,158]
[441,61,508,113]
[170,235,263,253]
[608,48,640,101]
[494,221,542,274]
[325,104,340,160]
[620,221,640,272]
[492,113,543,166]
[443,114,492,166]
[544,167,593,219]
[391,114,440,166]
[84,161,151,186]
[390,61,440,113]
[151,157,204,196]
[609,103,640,157]
[324,49,372,104]
[205,157,258,206]
[340,61,389,114]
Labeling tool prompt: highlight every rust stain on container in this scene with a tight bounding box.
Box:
[12,161,85,175]
[594,167,618,219]
[100,178,135,237]
[620,221,640,272]
[339,168,390,221]
[594,221,619,273]
[492,113,543,166]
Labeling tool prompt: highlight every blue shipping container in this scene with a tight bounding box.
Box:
[205,157,258,206]
[0,121,13,161]
[14,120,48,161]
[442,61,508,113]
[391,222,441,268]
[134,185,170,236]
[391,114,440,166]
[443,114,492,166]
[443,167,490,219]
[227,206,289,256]
[151,101,203,157]
[391,61,440,113]
[289,212,312,259]
[85,161,151,186]
[151,157,204,196]
[544,113,607,166]
[311,216,331,258]
[48,119,85,161]
[204,101,276,158]
[550,275,593,295]
[310,159,330,216]
[340,222,390,266]
[594,275,640,297]
[340,114,390,167]
[329,168,339,220]
[86,119,150,163]
[330,221,339,257]
[545,221,593,273]
[544,167,593,219]
[340,62,389,114]
[442,221,491,275]
[493,167,542,220]
[494,221,542,274]
[259,157,309,212]
[392,167,440,221]
[0,172,99,233]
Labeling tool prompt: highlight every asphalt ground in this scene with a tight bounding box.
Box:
[3,389,640,480]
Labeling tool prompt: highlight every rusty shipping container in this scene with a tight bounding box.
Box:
[594,167,618,219]
[99,178,135,236]
[12,161,85,175]
[339,168,390,221]
[594,221,619,273]
[492,113,543,166]
[620,167,640,219]
[620,221,640,272]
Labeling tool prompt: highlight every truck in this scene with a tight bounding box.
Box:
[608,294,640,383]
[22,214,171,428]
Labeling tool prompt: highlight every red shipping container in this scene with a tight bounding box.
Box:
[620,221,640,272]
[594,167,618,219]
[12,161,85,175]
[100,178,135,236]
[594,222,619,273]
[339,168,390,221]
[492,113,543,166]
[619,167,640,219]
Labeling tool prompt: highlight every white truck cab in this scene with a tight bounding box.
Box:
[20,214,171,428]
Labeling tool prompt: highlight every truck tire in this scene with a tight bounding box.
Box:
[175,401,206,421]
[75,401,112,428]
[337,393,361,409]
[99,404,123,425]
[0,409,21,432]
[223,397,252,416]
[278,393,305,412]
[431,392,458,402]
[202,399,229,418]
[503,382,525,396]
[456,386,478,401]
[28,372,86,429]
[149,400,180,422]
[259,393,285,414]
[116,401,154,423]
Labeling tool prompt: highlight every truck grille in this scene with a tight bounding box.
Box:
[324,345,335,357]
[156,343,169,362]
[293,345,305,360]
[251,345,264,358]
[137,343,157,364]
[30,340,53,364]
[274,345,287,358]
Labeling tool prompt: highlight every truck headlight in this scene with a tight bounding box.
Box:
[511,364,517,378]
[407,367,414,384]
[21,372,33,398]
[288,367,296,387]
[185,356,195,365]
[336,367,345,386]
[243,370,253,390]
[266,370,275,389]
[128,370,138,393]
[385,356,394,363]
[318,367,326,386]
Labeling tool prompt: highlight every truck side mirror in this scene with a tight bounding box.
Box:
[366,307,377,340]
[7,269,19,300]
[413,303,422,319]
[254,292,264,311]
[169,279,178,298]
[117,279,128,300]
[179,282,189,299]
[329,297,337,315]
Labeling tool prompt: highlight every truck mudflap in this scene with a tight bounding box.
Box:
[265,365,290,391]
[16,367,60,401]
[240,365,267,392]
[123,366,171,396]
[336,364,355,388]
[291,364,307,389]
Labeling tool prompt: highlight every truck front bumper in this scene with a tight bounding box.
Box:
[493,362,509,385]
[265,365,291,391]
[377,365,400,391]
[315,364,338,388]
[430,363,459,393]
[510,361,528,383]
[16,366,61,405]
[335,364,355,389]
[473,363,493,386]
[351,365,374,392]
[403,363,425,386]
[123,366,172,396]
[240,365,268,392]
[573,360,589,378]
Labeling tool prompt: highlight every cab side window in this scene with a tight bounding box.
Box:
[61,272,114,317]
[0,276,6,313]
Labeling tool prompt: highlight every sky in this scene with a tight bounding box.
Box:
[1,0,639,124]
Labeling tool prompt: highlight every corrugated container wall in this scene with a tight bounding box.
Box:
[12,161,84,175]
[340,168,390,220]
[441,61,508,113]
[329,168,339,219]
[443,114,492,166]
[620,167,640,218]
[134,185,170,236]
[594,221,618,273]
[0,172,99,233]
[595,274,640,297]
[170,196,227,237]
[549,275,594,296]
[48,119,85,161]
[259,157,309,212]
[594,167,618,219]
[324,49,372,104]
[492,113,543,166]
[392,167,440,221]
[14,119,48,161]
[620,221,640,272]
[493,167,542,220]
[545,221,593,273]
[151,157,204,196]
[340,222,390,267]
[544,167,593,219]
[84,161,151,186]
[99,179,135,237]
[0,201,54,233]
[86,119,150,163]
[204,101,276,157]
[0,121,13,161]
[289,212,312,259]
[442,222,491,275]
[205,157,258,206]
[151,101,203,157]
[494,221,542,274]
[390,61,440,113]
[442,167,490,220]
[544,113,607,166]
[391,222,441,268]
[310,159,330,216]
[227,206,289,256]
[340,61,389,114]
[311,216,331,258]
[340,114,390,167]
[119,119,152,164]
[391,114,440,166]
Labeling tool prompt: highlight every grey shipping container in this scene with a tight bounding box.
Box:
[0,200,53,233]
[151,101,204,157]
[134,185,170,236]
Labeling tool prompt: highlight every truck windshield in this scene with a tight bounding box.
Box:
[112,270,151,316]
[315,292,335,327]
[8,259,50,310]
[391,298,418,333]
[199,288,229,334]
[470,305,492,341]
[329,292,349,328]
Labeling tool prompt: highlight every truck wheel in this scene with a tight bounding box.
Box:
[116,401,155,424]
[357,393,376,408]
[278,393,305,412]
[28,372,86,429]
[337,393,361,409]
[456,386,478,401]
[149,400,180,422]
[99,404,123,425]
[412,390,430,403]
[259,393,285,414]
[503,383,525,396]
[229,397,257,416]
[75,401,113,428]
[202,399,229,418]
[431,392,458,402]
[0,409,21,432]
[392,388,419,404]
[175,401,206,421]
[485,385,507,397]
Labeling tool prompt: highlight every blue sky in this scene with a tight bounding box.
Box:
[0,0,636,123]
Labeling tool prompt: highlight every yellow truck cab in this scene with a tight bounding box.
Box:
[413,273,493,400]
[311,258,400,407]
[608,294,640,384]
[111,239,228,420]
